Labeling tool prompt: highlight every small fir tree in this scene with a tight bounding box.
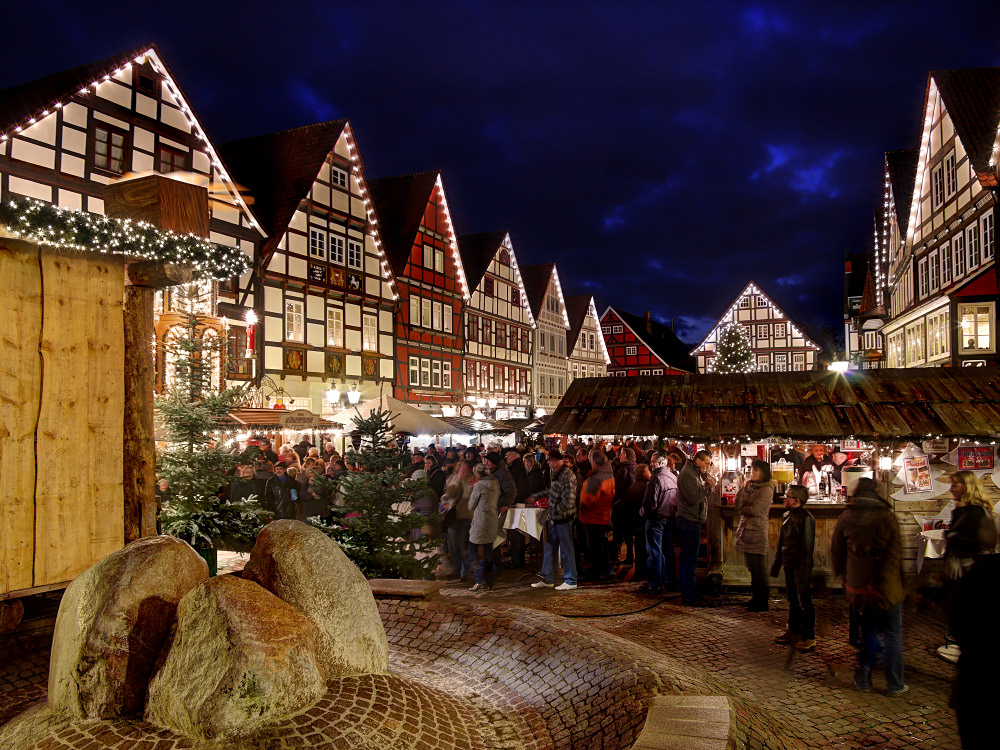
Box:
[711,323,756,373]
[312,408,440,579]
[156,284,265,549]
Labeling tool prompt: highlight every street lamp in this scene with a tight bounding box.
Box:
[475,397,487,409]
[347,385,362,405]
[325,383,341,404]
[487,397,498,409]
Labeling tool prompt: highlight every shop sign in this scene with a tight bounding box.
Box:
[279,409,320,429]
[495,408,511,420]
[958,445,995,470]
[921,439,949,454]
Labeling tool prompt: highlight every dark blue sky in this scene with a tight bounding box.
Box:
[4,1,999,345]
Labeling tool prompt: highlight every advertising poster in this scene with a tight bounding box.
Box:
[903,455,933,494]
[958,446,995,471]
[921,439,950,455]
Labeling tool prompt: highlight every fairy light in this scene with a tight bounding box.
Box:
[0,196,251,280]
[433,173,470,300]
[505,233,536,329]
[589,297,611,365]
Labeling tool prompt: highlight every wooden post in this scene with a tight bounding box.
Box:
[105,176,205,543]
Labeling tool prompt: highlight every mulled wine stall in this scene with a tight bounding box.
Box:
[545,370,1000,586]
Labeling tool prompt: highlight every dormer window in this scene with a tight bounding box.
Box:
[135,63,159,96]
[499,248,510,265]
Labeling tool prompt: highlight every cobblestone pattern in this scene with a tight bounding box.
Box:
[0,630,50,726]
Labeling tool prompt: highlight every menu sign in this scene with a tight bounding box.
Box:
[921,439,950,455]
[903,456,932,494]
[958,446,995,471]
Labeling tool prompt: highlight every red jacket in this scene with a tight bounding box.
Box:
[578,462,615,525]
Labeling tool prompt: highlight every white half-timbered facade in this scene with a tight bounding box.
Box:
[883,69,999,369]
[458,231,535,418]
[0,45,263,391]
[566,295,609,381]
[221,121,396,414]
[692,281,820,373]
[521,263,571,412]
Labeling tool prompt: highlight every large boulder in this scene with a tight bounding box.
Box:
[145,575,326,739]
[48,535,207,719]
[243,520,388,677]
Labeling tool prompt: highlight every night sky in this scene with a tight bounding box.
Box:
[4,1,999,348]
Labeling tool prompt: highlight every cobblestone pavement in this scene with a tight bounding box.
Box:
[441,570,962,750]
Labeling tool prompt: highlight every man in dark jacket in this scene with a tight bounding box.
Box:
[641,454,678,593]
[612,448,638,565]
[503,447,529,568]
[530,451,579,590]
[771,484,816,649]
[676,450,716,604]
[263,462,300,520]
[831,477,907,696]
[293,435,313,462]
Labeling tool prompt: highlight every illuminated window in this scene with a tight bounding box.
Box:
[285,300,304,343]
[362,314,377,352]
[626,345,637,355]
[409,356,419,386]
[960,303,994,353]
[442,361,452,389]
[443,304,453,333]
[326,307,343,347]
[435,247,445,273]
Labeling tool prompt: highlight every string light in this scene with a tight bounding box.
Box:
[0,196,251,280]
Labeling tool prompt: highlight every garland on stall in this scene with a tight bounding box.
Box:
[0,196,251,280]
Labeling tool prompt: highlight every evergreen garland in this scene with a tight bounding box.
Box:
[711,322,756,373]
[0,196,251,280]
[311,408,441,579]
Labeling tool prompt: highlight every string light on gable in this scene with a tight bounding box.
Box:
[505,234,536,329]
[433,173,470,300]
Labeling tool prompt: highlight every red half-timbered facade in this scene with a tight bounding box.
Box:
[601,307,694,376]
[370,172,468,408]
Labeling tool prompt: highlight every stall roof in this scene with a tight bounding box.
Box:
[543,369,1000,441]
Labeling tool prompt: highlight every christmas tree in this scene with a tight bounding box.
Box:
[156,284,265,551]
[312,408,440,579]
[711,322,756,373]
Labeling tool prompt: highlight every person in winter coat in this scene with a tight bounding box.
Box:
[676,450,716,605]
[612,448,639,565]
[530,450,579,591]
[229,465,262,506]
[523,454,545,496]
[502,447,529,568]
[945,471,998,575]
[641,454,678,593]
[443,462,475,580]
[735,459,776,612]
[626,464,651,579]
[263,462,300,520]
[579,450,616,581]
[424,454,447,499]
[468,463,500,591]
[771,484,816,650]
[831,477,907,696]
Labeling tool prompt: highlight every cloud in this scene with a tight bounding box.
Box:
[287,79,340,122]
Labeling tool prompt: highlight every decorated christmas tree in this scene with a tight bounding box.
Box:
[312,408,440,579]
[156,284,264,554]
[711,322,756,373]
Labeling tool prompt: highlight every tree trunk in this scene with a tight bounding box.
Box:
[123,285,156,542]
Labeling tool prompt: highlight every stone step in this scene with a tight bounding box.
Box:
[631,695,737,750]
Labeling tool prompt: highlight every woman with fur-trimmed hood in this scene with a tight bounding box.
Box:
[735,459,777,611]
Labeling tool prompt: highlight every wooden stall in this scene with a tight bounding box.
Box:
[545,370,1000,586]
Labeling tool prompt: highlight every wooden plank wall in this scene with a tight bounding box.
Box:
[33,250,124,586]
[0,241,42,593]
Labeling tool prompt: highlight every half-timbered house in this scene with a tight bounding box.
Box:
[369,172,468,409]
[458,231,535,418]
[690,282,820,373]
[566,295,609,381]
[521,263,571,413]
[883,69,1000,368]
[0,45,263,391]
[601,307,693,377]
[221,120,397,414]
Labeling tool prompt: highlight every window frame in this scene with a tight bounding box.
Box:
[409,356,419,386]
[932,163,944,209]
[443,303,453,333]
[362,314,378,352]
[309,227,327,260]
[330,235,345,265]
[90,121,129,176]
[326,306,344,348]
[625,345,637,356]
[953,234,966,280]
[959,302,995,354]
[928,250,940,292]
[443,361,452,389]
[421,299,432,329]
[156,143,187,174]
[347,239,363,270]
[284,299,304,343]
[940,241,952,286]
[982,210,995,261]
[967,224,981,270]
[918,257,929,298]
[944,151,957,200]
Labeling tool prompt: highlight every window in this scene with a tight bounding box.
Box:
[550,333,556,351]
[410,296,420,327]
[409,356,419,386]
[285,300,304,342]
[929,250,940,292]
[331,168,348,188]
[653,368,663,375]
[423,245,433,269]
[755,295,766,307]
[928,310,950,359]
[557,336,564,355]
[432,301,442,330]
[442,361,452,388]
[982,211,994,260]
[309,228,327,259]
[443,304,453,333]
[482,320,491,345]
[739,297,751,309]
[774,324,786,337]
[954,234,966,279]
[756,354,770,372]
[156,144,187,173]
[499,248,510,265]
[362,314,377,352]
[918,257,929,298]
[792,353,805,371]
[756,324,768,339]
[420,359,431,387]
[967,225,981,269]
[484,277,494,297]
[571,363,578,381]
[603,325,611,334]
[435,247,445,273]
[431,360,442,388]
[932,163,944,209]
[612,325,623,334]
[774,353,787,372]
[960,303,994,353]
[549,376,556,394]
[326,307,343,347]
[941,242,952,286]
[944,152,957,200]
[626,345,637,355]
[639,369,651,375]
[511,288,520,307]
[136,68,158,96]
[330,235,345,264]
[421,299,432,328]
[467,315,477,340]
[537,375,545,396]
[557,377,564,393]
[589,332,595,350]
[347,240,362,269]
[905,320,926,365]
[92,124,127,174]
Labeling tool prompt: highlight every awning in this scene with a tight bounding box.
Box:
[438,416,512,435]
[495,417,544,432]
[226,408,337,429]
[330,395,459,435]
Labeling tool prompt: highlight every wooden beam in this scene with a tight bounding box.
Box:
[123,285,156,542]
[126,260,192,289]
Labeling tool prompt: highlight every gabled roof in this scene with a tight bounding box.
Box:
[858,264,886,320]
[610,307,695,373]
[844,249,868,315]
[368,171,442,277]
[691,281,821,355]
[0,44,263,236]
[931,68,1000,177]
[885,150,918,220]
[457,230,508,290]
[221,120,352,249]
[519,263,556,319]
[566,295,610,365]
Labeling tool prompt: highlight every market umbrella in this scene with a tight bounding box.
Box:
[330,394,470,436]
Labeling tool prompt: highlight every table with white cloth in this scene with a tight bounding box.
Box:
[916,529,948,572]
[501,506,549,540]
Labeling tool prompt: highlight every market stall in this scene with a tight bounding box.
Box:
[544,370,1000,586]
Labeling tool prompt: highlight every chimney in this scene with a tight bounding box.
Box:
[645,310,652,334]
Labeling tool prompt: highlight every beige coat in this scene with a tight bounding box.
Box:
[734,480,776,555]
